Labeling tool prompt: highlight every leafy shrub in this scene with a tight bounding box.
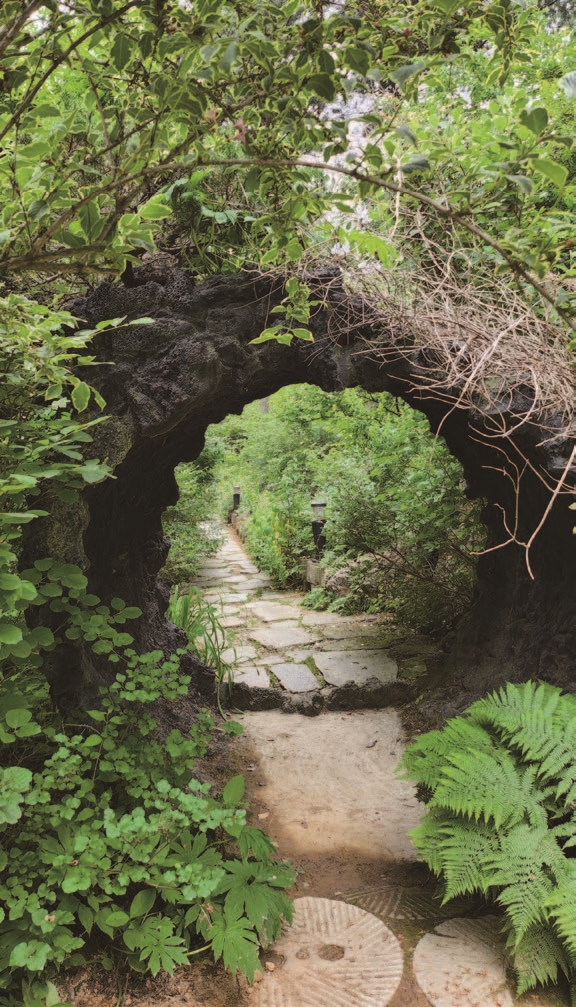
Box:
[0,653,294,1002]
[208,386,484,628]
[400,681,576,1000]
[161,457,223,586]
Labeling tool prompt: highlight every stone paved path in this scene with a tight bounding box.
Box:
[195,526,435,713]
[191,528,560,1007]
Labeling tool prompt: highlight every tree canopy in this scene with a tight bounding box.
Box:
[1,0,575,331]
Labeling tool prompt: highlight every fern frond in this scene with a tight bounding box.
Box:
[508,921,571,995]
[420,817,500,901]
[546,870,576,961]
[430,749,547,830]
[484,824,567,943]
[409,808,460,876]
[399,717,496,792]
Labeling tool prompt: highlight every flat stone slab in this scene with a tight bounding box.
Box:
[221,645,257,664]
[250,625,317,650]
[301,610,346,626]
[321,622,389,641]
[205,592,249,603]
[219,615,245,628]
[233,665,270,688]
[237,710,421,859]
[251,897,403,1007]
[317,636,392,652]
[314,650,397,687]
[413,917,514,1007]
[248,601,304,622]
[273,663,319,693]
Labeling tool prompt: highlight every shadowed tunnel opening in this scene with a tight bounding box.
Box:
[23,268,576,714]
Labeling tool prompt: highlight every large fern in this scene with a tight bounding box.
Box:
[399,681,576,998]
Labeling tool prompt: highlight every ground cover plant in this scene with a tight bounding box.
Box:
[0,288,293,1007]
[400,681,576,1002]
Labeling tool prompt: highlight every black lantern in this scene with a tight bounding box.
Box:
[232,485,241,510]
[311,500,326,561]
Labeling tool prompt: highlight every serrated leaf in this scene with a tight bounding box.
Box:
[208,914,261,981]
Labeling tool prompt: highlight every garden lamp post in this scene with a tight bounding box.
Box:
[311,500,326,561]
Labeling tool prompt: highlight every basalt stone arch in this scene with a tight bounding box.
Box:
[24,267,576,713]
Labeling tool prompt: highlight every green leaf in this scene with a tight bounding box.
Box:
[105,910,130,928]
[5,708,31,728]
[0,625,23,645]
[220,41,239,72]
[130,889,156,918]
[139,197,172,221]
[507,174,533,194]
[111,33,132,71]
[306,73,336,102]
[208,913,261,981]
[9,941,51,971]
[223,774,245,806]
[532,158,568,188]
[390,63,426,88]
[71,382,91,413]
[520,107,548,135]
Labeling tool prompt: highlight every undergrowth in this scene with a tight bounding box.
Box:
[0,652,294,1006]
[400,681,576,1003]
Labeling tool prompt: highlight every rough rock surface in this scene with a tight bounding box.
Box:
[22,267,576,709]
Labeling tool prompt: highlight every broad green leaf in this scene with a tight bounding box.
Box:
[111,33,132,71]
[71,382,91,413]
[532,158,568,188]
[130,889,156,918]
[507,174,533,194]
[9,941,51,971]
[0,625,23,645]
[520,107,548,135]
[5,708,32,728]
[390,63,426,87]
[223,774,245,806]
[306,73,336,102]
[139,198,172,221]
[220,41,239,72]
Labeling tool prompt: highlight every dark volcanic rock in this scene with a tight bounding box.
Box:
[22,268,576,710]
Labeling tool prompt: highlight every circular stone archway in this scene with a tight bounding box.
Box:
[23,267,576,712]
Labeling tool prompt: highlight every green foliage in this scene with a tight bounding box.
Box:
[167,586,232,703]
[161,457,222,585]
[0,655,294,998]
[0,296,292,999]
[400,681,576,998]
[204,385,483,629]
[0,0,575,331]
